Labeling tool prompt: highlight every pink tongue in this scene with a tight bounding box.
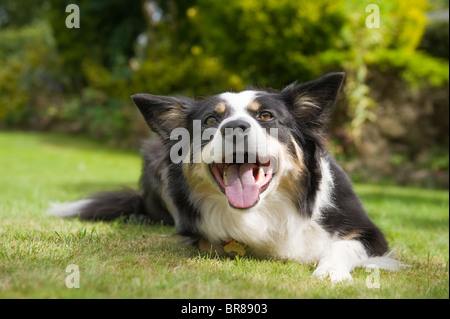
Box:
[224,163,260,209]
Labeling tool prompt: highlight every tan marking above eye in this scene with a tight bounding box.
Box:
[214,102,227,114]
[247,101,261,112]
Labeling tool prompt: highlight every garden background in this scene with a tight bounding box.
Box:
[0,0,449,187]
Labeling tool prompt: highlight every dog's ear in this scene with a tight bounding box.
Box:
[281,72,345,129]
[131,93,192,139]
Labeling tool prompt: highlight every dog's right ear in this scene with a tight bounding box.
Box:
[131,93,192,139]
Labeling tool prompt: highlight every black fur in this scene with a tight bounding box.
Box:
[320,155,388,256]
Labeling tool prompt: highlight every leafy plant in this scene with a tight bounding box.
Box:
[0,21,62,127]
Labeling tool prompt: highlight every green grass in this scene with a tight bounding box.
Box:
[0,131,448,298]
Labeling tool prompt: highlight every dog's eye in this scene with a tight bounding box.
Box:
[259,111,273,121]
[204,116,218,126]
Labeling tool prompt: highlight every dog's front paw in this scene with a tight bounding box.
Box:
[313,266,353,283]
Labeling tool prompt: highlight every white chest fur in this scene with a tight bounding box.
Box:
[197,190,333,263]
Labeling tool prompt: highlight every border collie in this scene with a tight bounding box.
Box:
[50,72,401,282]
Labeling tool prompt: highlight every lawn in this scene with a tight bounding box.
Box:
[0,131,448,299]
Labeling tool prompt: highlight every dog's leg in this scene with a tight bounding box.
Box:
[313,239,368,283]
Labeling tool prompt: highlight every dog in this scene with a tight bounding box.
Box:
[49,72,401,282]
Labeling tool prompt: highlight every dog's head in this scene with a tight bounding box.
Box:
[132,72,344,212]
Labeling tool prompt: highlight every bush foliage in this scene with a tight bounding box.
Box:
[0,0,448,185]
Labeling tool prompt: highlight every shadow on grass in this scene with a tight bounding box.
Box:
[60,181,138,196]
[41,132,143,155]
[358,186,449,230]
[392,213,449,231]
[359,189,447,207]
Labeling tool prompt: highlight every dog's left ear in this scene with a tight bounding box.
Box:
[131,93,192,139]
[281,72,345,129]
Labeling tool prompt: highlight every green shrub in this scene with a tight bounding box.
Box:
[420,19,449,60]
[192,0,346,86]
[131,47,244,97]
[0,0,448,172]
[0,21,62,127]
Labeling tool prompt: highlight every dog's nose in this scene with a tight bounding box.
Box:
[220,119,251,135]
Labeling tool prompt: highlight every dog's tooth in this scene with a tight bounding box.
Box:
[223,165,228,186]
[256,167,264,184]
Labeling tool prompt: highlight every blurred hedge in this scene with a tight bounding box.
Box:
[0,21,62,127]
[0,0,448,186]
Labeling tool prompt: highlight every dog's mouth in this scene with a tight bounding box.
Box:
[210,154,274,209]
